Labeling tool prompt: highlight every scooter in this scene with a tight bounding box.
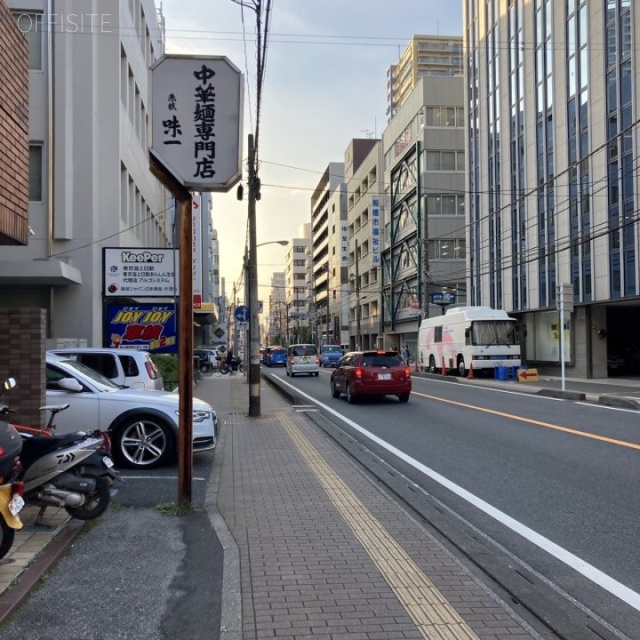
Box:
[1,379,121,522]
[0,418,26,559]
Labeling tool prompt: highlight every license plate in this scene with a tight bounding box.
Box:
[302,356,309,362]
[103,456,114,469]
[9,495,24,516]
[378,373,391,380]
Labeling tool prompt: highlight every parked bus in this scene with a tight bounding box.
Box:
[417,306,521,377]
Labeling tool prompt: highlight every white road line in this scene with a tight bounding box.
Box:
[277,377,640,612]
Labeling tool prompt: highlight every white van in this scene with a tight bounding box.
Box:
[286,344,320,377]
[417,306,521,376]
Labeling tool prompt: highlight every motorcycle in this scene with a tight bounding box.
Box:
[0,417,25,559]
[219,355,244,375]
[1,378,121,522]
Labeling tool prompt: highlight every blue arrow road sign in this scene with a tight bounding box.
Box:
[234,305,249,322]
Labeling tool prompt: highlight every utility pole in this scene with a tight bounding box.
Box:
[247,133,261,417]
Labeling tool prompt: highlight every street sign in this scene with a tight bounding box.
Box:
[517,368,539,382]
[556,283,574,312]
[431,292,456,305]
[151,55,243,191]
[234,305,249,322]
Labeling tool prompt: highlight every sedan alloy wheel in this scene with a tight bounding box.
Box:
[114,416,173,469]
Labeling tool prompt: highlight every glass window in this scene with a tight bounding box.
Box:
[29,145,43,201]
[442,195,456,215]
[13,12,43,70]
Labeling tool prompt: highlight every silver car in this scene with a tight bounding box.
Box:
[285,344,320,377]
[45,355,216,469]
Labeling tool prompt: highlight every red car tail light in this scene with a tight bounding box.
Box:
[354,368,363,380]
[145,361,156,379]
[405,367,411,377]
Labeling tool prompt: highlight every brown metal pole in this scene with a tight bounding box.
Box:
[177,196,193,503]
[150,153,193,505]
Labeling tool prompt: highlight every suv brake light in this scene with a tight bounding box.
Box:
[145,361,157,379]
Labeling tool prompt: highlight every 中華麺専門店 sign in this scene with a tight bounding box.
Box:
[150,55,243,192]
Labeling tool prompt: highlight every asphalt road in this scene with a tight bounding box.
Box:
[263,366,640,639]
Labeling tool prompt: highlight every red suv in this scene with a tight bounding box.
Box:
[330,350,412,404]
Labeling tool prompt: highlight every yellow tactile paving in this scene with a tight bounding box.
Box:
[277,411,481,640]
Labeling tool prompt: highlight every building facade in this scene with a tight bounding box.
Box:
[285,223,311,344]
[344,139,383,351]
[268,271,286,345]
[310,163,347,346]
[3,0,168,346]
[381,75,467,356]
[387,35,463,122]
[465,0,640,377]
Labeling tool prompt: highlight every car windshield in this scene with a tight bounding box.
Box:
[322,346,342,353]
[360,354,403,367]
[471,320,518,346]
[272,349,286,355]
[55,359,122,391]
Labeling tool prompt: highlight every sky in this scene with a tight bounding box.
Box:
[159,0,464,305]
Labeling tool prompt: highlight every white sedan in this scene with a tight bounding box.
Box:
[45,355,217,469]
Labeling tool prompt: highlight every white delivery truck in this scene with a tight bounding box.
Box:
[417,306,521,377]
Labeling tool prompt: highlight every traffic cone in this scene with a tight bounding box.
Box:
[468,362,475,380]
[441,357,447,376]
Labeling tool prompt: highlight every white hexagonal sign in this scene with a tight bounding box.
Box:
[151,55,243,192]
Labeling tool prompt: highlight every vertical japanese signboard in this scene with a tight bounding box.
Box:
[371,197,381,266]
[151,55,243,191]
[340,222,348,267]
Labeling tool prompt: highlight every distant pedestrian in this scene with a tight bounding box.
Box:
[400,345,410,364]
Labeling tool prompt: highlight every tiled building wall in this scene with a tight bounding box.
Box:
[0,0,29,245]
[0,309,46,427]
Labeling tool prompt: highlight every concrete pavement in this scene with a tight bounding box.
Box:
[0,370,638,638]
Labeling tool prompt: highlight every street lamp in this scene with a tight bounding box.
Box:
[245,239,289,416]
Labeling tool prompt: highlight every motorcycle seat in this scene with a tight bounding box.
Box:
[19,433,90,470]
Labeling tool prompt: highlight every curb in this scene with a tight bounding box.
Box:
[598,394,640,410]
[536,388,587,401]
[0,518,85,624]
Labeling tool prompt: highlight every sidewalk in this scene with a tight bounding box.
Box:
[206,373,541,640]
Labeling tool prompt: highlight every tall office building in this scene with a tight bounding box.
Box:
[310,163,346,346]
[465,0,639,377]
[387,35,463,122]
